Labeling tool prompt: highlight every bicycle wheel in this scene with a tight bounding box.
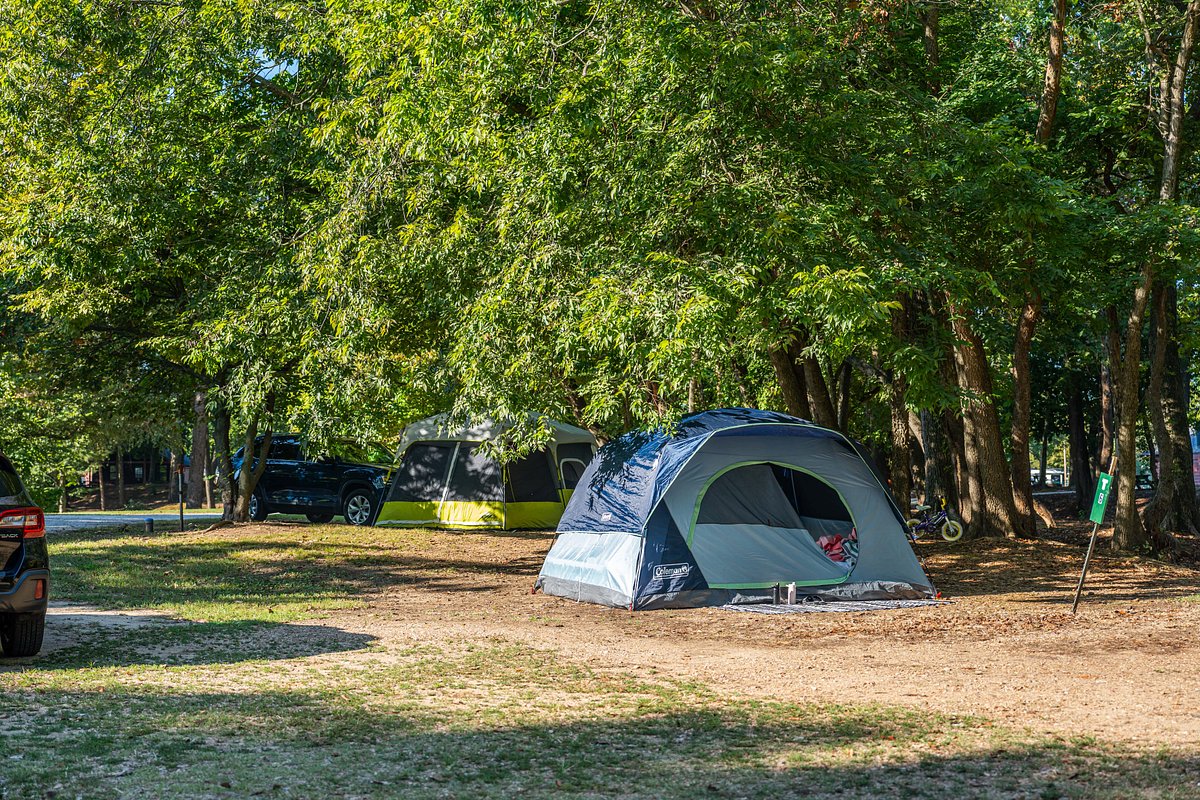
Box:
[906,518,922,540]
[940,519,964,542]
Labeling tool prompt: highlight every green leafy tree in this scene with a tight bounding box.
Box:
[0,0,330,520]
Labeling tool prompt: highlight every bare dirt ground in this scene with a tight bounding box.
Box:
[41,602,189,655]
[301,526,1200,746]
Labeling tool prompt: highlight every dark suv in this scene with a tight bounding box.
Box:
[0,454,48,656]
[233,436,392,525]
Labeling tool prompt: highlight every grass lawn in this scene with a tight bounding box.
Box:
[1,523,1196,799]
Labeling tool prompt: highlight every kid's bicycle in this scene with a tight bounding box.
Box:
[907,496,964,543]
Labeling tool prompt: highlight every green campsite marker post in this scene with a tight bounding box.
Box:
[1071,466,1114,614]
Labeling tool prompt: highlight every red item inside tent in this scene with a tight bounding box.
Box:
[818,534,847,562]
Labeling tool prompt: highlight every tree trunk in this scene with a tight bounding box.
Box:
[187,390,210,509]
[1098,363,1115,480]
[1112,266,1155,551]
[908,411,926,499]
[888,300,913,510]
[949,307,1021,538]
[1158,1,1200,203]
[889,380,911,514]
[920,410,947,505]
[213,394,277,523]
[116,446,126,509]
[1143,283,1200,536]
[643,381,668,416]
[803,356,838,429]
[768,344,811,419]
[58,474,67,514]
[943,410,967,515]
[729,352,754,407]
[234,409,273,522]
[1143,412,1159,484]
[205,455,216,509]
[687,351,701,413]
[98,462,107,511]
[921,5,939,94]
[213,408,238,522]
[835,361,852,432]
[1035,0,1067,143]
[1009,294,1040,535]
[958,396,986,532]
[167,450,179,502]
[1159,285,1196,536]
[1067,377,1094,515]
[1038,423,1049,486]
[1098,307,1121,477]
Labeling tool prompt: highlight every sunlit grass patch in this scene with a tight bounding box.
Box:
[47,523,442,621]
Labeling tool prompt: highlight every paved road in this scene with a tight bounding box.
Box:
[45,513,222,533]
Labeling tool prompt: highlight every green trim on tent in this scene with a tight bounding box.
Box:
[686,460,860,545]
[708,579,850,589]
[376,499,567,530]
[504,501,569,529]
[375,500,441,524]
[653,421,906,534]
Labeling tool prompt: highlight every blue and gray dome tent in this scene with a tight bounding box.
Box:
[535,408,935,609]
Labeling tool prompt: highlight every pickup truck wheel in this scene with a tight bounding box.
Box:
[342,490,374,526]
[0,611,45,657]
[248,490,269,522]
[306,513,335,524]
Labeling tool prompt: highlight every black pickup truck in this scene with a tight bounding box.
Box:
[232,435,392,525]
[0,454,48,656]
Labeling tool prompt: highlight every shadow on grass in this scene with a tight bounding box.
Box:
[920,537,1200,603]
[49,529,549,613]
[2,614,376,670]
[0,685,1192,799]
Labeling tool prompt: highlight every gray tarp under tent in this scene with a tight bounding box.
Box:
[535,408,935,609]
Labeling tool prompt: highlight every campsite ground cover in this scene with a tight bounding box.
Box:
[2,522,1198,798]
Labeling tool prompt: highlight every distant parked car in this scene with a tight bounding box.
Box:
[0,454,48,656]
[232,435,392,525]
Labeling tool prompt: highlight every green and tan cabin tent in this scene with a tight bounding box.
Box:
[374,414,598,529]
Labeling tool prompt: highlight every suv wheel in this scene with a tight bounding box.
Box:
[342,489,373,526]
[0,611,45,657]
[248,491,269,522]
[306,513,335,524]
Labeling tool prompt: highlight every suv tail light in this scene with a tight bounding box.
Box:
[0,508,45,538]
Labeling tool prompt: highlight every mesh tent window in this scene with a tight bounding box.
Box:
[445,444,504,502]
[556,443,595,490]
[505,452,559,502]
[694,462,858,567]
[388,442,455,502]
[771,465,853,525]
[559,459,588,489]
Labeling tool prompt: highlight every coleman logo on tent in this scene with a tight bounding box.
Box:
[653,563,691,580]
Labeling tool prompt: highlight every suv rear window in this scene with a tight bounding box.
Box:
[0,457,26,502]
